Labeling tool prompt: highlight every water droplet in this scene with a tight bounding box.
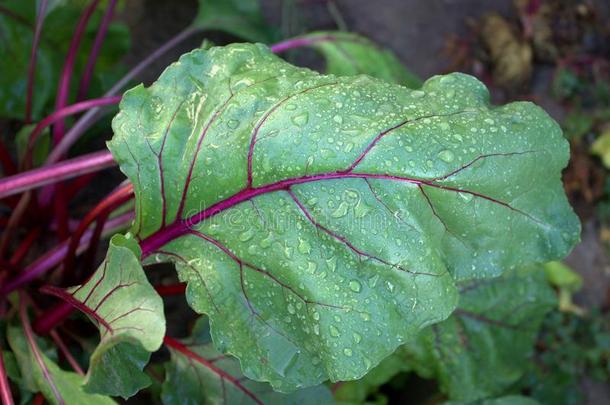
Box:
[411,90,426,98]
[285,103,297,111]
[438,149,455,163]
[312,312,320,321]
[333,115,343,124]
[331,202,349,218]
[287,303,296,314]
[227,119,239,129]
[292,112,309,127]
[239,228,254,242]
[298,238,312,254]
[353,332,362,344]
[329,325,340,337]
[349,280,362,293]
[343,348,353,357]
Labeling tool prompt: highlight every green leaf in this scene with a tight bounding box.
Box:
[6,326,116,405]
[445,395,541,405]
[162,318,333,405]
[108,44,578,390]
[0,0,129,120]
[543,261,582,291]
[591,129,610,168]
[50,234,165,398]
[295,31,422,88]
[403,266,556,401]
[192,0,277,43]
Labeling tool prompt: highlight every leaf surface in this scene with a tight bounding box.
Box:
[7,326,116,405]
[162,318,333,405]
[48,235,165,398]
[108,44,578,390]
[294,31,422,88]
[402,266,556,401]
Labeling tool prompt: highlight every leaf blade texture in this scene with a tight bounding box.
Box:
[57,235,165,398]
[402,266,556,401]
[295,31,423,88]
[162,318,333,405]
[7,326,116,405]
[108,43,579,390]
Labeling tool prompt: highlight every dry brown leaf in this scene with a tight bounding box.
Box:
[480,13,533,88]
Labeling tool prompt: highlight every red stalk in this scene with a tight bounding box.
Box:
[0,211,133,297]
[0,343,14,405]
[0,150,116,199]
[23,96,121,168]
[19,293,64,404]
[163,336,264,405]
[155,283,186,296]
[10,227,42,267]
[49,330,84,376]
[25,0,48,123]
[52,0,101,145]
[40,286,113,331]
[77,0,118,101]
[63,183,133,279]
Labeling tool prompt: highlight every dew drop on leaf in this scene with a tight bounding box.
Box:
[292,112,309,127]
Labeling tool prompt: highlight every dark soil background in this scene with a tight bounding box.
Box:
[115,1,610,403]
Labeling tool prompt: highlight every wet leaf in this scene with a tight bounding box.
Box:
[7,325,116,405]
[162,318,333,405]
[402,266,556,401]
[291,31,422,88]
[108,44,578,390]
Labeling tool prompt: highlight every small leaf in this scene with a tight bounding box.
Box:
[591,129,610,168]
[192,0,277,43]
[47,235,165,398]
[402,266,556,401]
[162,318,333,405]
[7,326,116,405]
[109,44,578,390]
[294,31,422,88]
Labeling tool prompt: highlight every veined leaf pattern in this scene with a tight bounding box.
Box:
[108,44,579,390]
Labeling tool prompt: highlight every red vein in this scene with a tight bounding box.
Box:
[141,169,537,257]
[247,81,339,188]
[287,188,430,276]
[146,102,185,227]
[187,230,350,312]
[19,294,64,405]
[40,285,113,331]
[430,151,537,181]
[164,336,265,405]
[342,111,472,173]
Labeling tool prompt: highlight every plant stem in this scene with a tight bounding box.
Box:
[23,96,121,167]
[47,26,200,165]
[0,150,115,199]
[0,343,14,405]
[19,292,64,404]
[0,211,133,296]
[25,0,48,124]
[63,183,133,279]
[53,0,100,144]
[77,0,118,101]
[155,283,186,296]
[270,36,320,53]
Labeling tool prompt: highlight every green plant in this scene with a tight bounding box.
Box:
[0,1,583,404]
